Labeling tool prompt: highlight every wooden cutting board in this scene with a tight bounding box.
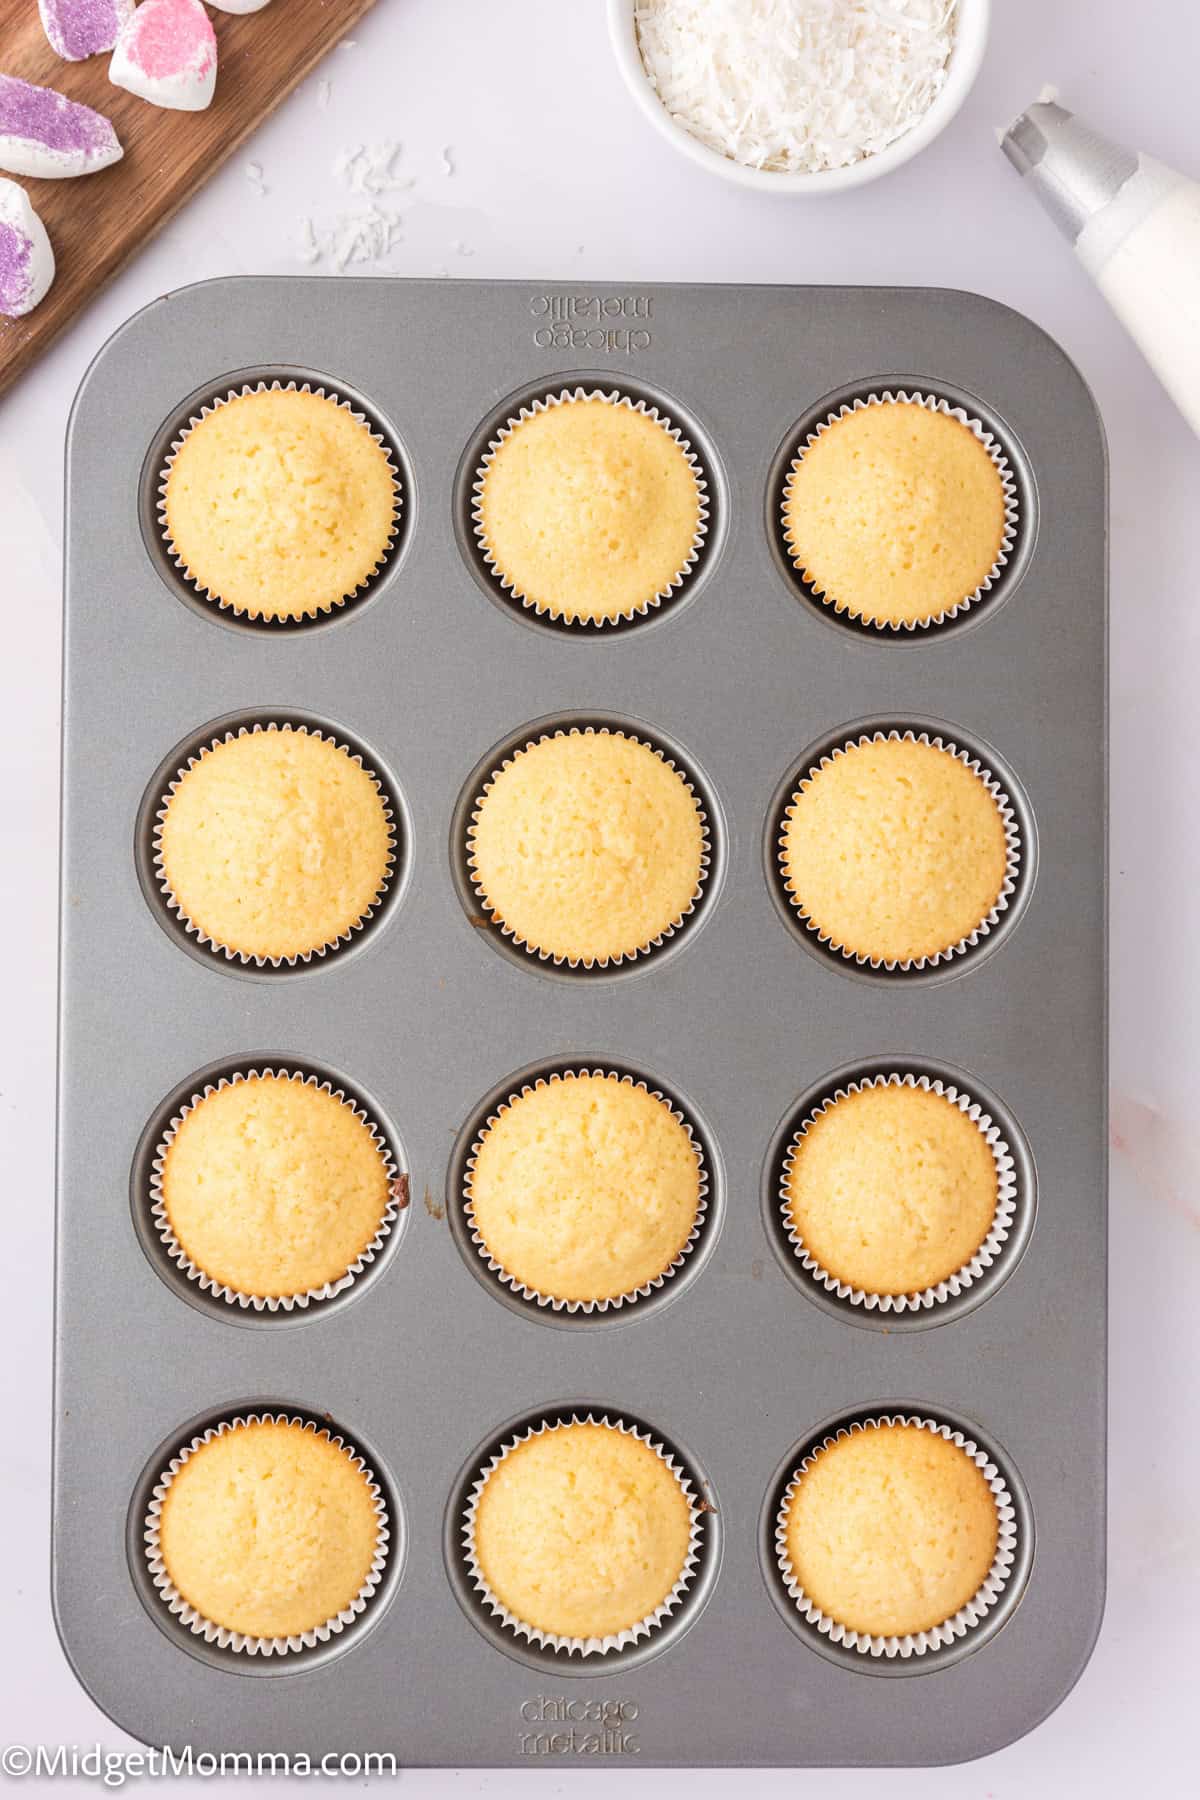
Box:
[0,0,378,398]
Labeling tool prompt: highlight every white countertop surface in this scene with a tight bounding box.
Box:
[2,0,1198,1792]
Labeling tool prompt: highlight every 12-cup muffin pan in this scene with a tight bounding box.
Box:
[55,278,1107,1765]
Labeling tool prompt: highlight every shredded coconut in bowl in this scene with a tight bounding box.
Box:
[634,0,960,175]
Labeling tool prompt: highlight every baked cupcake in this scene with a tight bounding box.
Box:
[468,728,706,966]
[782,397,1012,628]
[778,1419,1007,1646]
[466,1418,697,1648]
[162,385,398,620]
[147,1416,386,1651]
[779,732,1013,967]
[473,391,705,624]
[154,1071,398,1308]
[466,1071,704,1308]
[155,724,394,964]
[782,1078,1007,1301]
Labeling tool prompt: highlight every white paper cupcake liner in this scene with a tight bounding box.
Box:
[780,1073,1018,1312]
[150,1067,405,1313]
[144,1412,390,1657]
[462,1413,704,1656]
[464,1069,709,1313]
[467,725,711,969]
[158,378,402,621]
[471,386,710,626]
[775,1414,1018,1659]
[778,728,1021,971]
[781,389,1020,631]
[153,720,397,968]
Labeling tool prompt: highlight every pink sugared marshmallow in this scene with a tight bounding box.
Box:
[39,0,134,62]
[0,178,55,318]
[0,75,123,179]
[109,0,217,113]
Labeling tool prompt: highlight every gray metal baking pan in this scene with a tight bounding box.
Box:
[55,277,1107,1766]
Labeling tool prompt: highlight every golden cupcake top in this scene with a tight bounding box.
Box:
[782,400,1008,627]
[158,1420,380,1641]
[158,726,392,963]
[472,1421,693,1641]
[160,1073,394,1301]
[782,1422,998,1639]
[780,735,1009,965]
[475,394,703,623]
[469,730,704,964]
[163,387,397,621]
[784,1082,999,1296]
[467,1072,702,1304]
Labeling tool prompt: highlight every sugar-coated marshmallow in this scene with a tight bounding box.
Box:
[0,178,55,318]
[39,0,135,62]
[109,0,217,113]
[0,75,123,180]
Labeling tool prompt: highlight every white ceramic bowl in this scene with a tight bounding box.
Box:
[607,0,990,195]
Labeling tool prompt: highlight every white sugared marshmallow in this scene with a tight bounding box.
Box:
[0,75,123,180]
[0,179,55,318]
[39,0,134,62]
[109,0,218,113]
[207,0,273,12]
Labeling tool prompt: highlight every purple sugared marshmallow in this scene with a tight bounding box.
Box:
[39,0,135,63]
[0,74,123,179]
[0,178,55,318]
[109,0,217,112]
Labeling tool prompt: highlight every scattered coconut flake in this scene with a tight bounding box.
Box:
[441,144,455,175]
[633,0,959,174]
[336,140,412,196]
[301,141,417,271]
[296,215,321,264]
[295,205,404,271]
[317,79,332,111]
[245,160,267,196]
[330,204,403,270]
[338,38,356,50]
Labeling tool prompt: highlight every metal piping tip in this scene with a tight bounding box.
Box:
[999,94,1138,242]
[1001,97,1073,177]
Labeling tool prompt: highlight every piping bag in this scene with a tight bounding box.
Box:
[1001,94,1200,440]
